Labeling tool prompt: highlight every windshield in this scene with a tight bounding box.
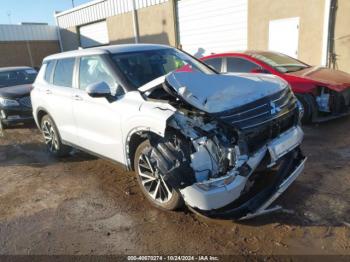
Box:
[0,69,37,88]
[251,52,309,73]
[111,48,215,88]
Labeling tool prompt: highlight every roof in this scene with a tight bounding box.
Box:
[0,66,34,73]
[44,44,172,61]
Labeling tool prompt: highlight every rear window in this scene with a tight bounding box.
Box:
[53,58,75,87]
[226,57,258,73]
[204,58,222,72]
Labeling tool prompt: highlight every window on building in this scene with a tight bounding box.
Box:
[204,58,223,72]
[226,57,259,73]
[53,58,75,87]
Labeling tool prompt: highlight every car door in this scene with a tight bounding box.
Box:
[72,55,125,162]
[41,58,77,143]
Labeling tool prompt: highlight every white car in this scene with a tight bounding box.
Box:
[31,44,306,219]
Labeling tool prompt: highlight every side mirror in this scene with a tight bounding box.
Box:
[250,68,269,74]
[86,81,111,98]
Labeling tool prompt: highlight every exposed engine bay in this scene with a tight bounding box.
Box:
[138,72,306,219]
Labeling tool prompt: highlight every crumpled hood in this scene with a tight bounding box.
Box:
[162,72,288,113]
[0,84,33,99]
[288,66,350,91]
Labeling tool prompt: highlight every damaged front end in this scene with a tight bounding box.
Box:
[139,72,306,219]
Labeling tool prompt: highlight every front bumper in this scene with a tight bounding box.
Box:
[0,106,33,125]
[190,149,306,220]
[181,125,305,219]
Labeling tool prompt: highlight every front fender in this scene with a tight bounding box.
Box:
[122,101,176,168]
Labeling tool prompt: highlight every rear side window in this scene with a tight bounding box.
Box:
[44,60,55,83]
[53,58,75,87]
[226,57,258,73]
[204,58,223,72]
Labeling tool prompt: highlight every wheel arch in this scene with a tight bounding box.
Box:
[35,107,50,129]
[125,128,163,171]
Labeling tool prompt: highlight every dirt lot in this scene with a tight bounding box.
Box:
[0,119,349,256]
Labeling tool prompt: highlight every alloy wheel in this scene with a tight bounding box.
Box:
[137,151,173,204]
[42,120,59,153]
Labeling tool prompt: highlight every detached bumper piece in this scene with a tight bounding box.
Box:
[313,88,350,122]
[191,148,306,220]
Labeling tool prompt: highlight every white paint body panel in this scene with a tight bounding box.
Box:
[165,72,288,113]
[79,21,109,48]
[269,17,300,58]
[177,0,248,56]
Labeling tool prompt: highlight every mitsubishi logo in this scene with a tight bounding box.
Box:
[270,102,281,115]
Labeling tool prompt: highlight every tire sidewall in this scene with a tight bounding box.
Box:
[134,140,184,211]
[41,115,70,157]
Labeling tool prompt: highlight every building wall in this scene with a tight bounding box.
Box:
[248,0,325,65]
[107,12,135,44]
[137,0,176,46]
[60,26,80,51]
[59,1,176,51]
[0,41,60,68]
[333,0,350,73]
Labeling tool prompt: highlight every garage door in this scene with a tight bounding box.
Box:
[269,17,300,58]
[176,0,247,57]
[79,21,109,48]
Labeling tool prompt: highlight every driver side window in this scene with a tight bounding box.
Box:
[79,56,117,93]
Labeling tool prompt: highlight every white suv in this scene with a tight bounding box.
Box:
[32,44,306,219]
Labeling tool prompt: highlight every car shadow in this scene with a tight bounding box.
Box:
[0,142,97,168]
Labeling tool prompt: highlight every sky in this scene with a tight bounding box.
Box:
[0,0,92,25]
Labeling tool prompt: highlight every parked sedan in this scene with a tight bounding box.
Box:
[202,51,350,123]
[0,66,37,128]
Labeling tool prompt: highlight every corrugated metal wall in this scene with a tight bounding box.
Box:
[0,24,58,41]
[56,0,169,28]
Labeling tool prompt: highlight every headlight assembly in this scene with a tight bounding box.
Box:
[196,172,237,191]
[0,97,20,107]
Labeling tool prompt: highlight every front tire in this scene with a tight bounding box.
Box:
[296,94,315,124]
[41,115,71,157]
[134,140,184,211]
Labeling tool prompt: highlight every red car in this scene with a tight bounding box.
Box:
[201,51,350,123]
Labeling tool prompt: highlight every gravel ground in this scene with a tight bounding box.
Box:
[0,119,349,255]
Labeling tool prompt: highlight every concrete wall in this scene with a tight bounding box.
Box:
[60,1,176,51]
[107,12,135,44]
[137,0,176,46]
[248,0,325,65]
[333,0,350,73]
[60,26,80,51]
[0,41,60,68]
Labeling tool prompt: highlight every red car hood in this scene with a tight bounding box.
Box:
[288,66,350,92]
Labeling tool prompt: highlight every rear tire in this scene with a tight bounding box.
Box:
[40,115,71,157]
[134,140,184,211]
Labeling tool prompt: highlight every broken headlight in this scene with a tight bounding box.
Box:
[0,97,20,107]
[196,172,237,191]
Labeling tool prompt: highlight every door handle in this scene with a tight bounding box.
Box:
[73,94,83,101]
[45,89,52,94]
